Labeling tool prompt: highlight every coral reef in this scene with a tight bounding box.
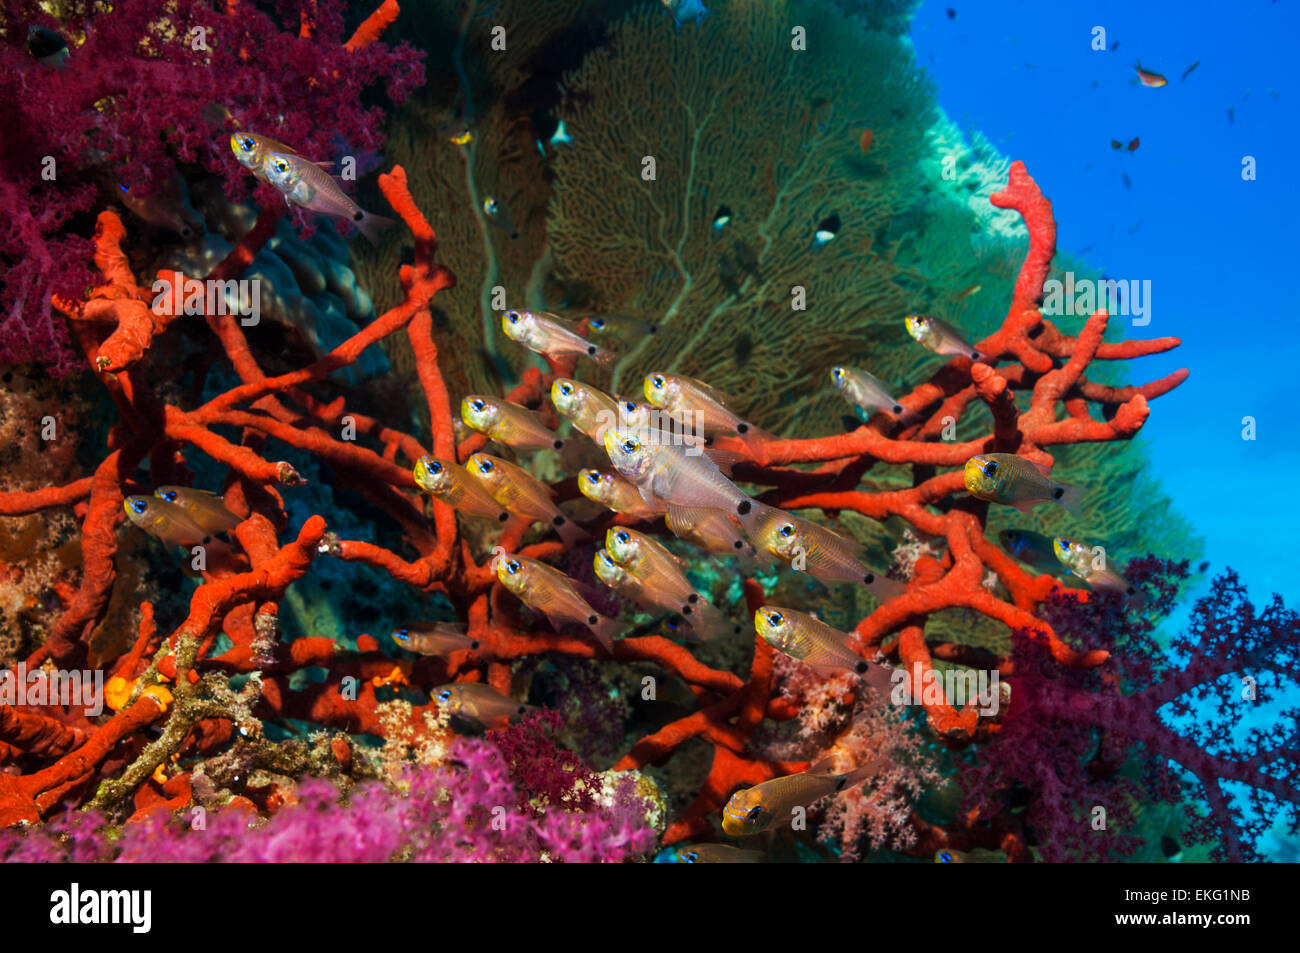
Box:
[0,0,1291,865]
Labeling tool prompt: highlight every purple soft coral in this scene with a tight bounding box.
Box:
[0,0,424,373]
[963,563,1299,862]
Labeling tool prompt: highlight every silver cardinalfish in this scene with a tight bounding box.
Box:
[413,456,510,523]
[263,151,394,244]
[830,366,904,416]
[964,454,1085,512]
[904,313,984,361]
[501,310,615,365]
[494,555,620,650]
[578,469,666,520]
[461,395,564,451]
[228,132,315,184]
[748,504,905,601]
[391,622,480,656]
[643,372,773,442]
[665,505,753,558]
[123,496,211,547]
[481,195,519,239]
[754,606,893,696]
[153,486,241,535]
[604,528,737,639]
[431,682,535,730]
[551,378,621,444]
[722,757,883,836]
[1053,536,1148,609]
[466,453,588,547]
[602,428,763,532]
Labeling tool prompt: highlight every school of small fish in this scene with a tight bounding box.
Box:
[111,117,1151,858]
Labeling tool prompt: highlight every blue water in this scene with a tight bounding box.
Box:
[910,0,1298,621]
[910,0,1298,859]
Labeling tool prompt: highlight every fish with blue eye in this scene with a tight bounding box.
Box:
[813,214,840,247]
[482,195,519,239]
[998,528,1065,573]
[722,757,884,836]
[665,844,764,863]
[662,0,711,31]
[152,486,241,535]
[935,848,1003,863]
[430,682,537,730]
[712,205,732,232]
[122,495,212,548]
[392,622,480,657]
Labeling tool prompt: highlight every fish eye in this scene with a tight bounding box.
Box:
[558,381,573,395]
[504,310,520,323]
[622,438,639,452]
[585,472,600,484]
[157,489,177,502]
[615,531,630,544]
[505,560,521,574]
[745,806,764,820]
[831,366,844,379]
[471,399,486,411]
[767,611,784,625]
[476,459,493,472]
[128,498,148,514]
[650,375,664,388]
[983,461,998,477]
[434,689,451,701]
[938,851,953,863]
[427,460,442,473]
[591,318,606,330]
[394,629,409,639]
[778,523,796,538]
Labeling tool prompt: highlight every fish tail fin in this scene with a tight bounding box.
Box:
[1055,483,1087,514]
[687,603,740,642]
[553,514,591,548]
[356,212,396,245]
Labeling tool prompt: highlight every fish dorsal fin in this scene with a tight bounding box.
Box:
[1026,459,1052,477]
[684,375,735,408]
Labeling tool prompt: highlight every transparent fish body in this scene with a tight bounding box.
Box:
[461,395,563,451]
[413,456,509,522]
[501,310,614,364]
[431,682,534,728]
[495,555,619,648]
[904,313,983,360]
[391,622,479,656]
[123,496,210,547]
[829,366,904,416]
[153,486,241,534]
[552,378,622,443]
[749,504,905,601]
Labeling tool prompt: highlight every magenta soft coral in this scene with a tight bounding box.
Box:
[0,738,656,862]
[961,564,1299,862]
[0,0,424,372]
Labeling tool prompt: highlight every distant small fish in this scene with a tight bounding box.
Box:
[1121,172,1132,189]
[501,310,615,364]
[122,496,211,548]
[461,395,564,451]
[450,128,474,145]
[946,8,956,19]
[1110,139,1122,150]
[669,844,764,863]
[964,454,1085,512]
[955,283,982,300]
[813,214,841,247]
[27,25,69,69]
[858,128,873,153]
[482,195,519,239]
[712,205,732,231]
[662,0,711,31]
[1227,106,1235,124]
[413,456,510,523]
[431,682,535,730]
[830,365,904,416]
[264,151,394,243]
[532,111,572,156]
[1135,64,1168,88]
[153,487,240,535]
[580,314,658,339]
[1110,40,1120,52]
[1180,61,1200,82]
[905,313,983,360]
[1127,136,1140,151]
[392,622,479,656]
